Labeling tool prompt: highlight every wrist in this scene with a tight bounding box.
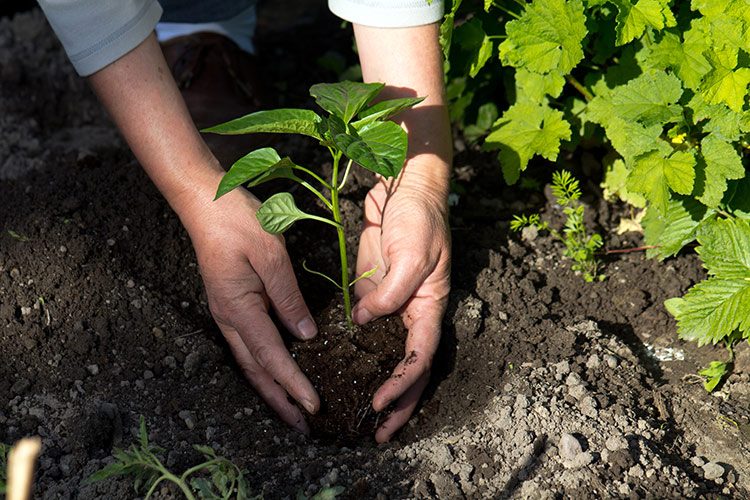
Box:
[164,155,226,232]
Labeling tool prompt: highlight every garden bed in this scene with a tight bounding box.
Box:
[0,6,748,499]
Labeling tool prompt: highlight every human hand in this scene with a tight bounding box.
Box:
[353,170,451,443]
[179,182,320,433]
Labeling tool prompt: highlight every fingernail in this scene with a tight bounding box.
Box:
[353,306,373,325]
[302,399,317,414]
[297,317,317,339]
[294,418,310,435]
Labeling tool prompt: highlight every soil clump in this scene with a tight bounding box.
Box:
[289,300,406,439]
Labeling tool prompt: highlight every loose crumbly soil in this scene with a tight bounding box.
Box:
[289,302,406,439]
[1,5,749,499]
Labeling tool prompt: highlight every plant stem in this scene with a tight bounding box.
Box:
[566,75,594,102]
[338,159,353,190]
[297,179,333,210]
[147,471,195,500]
[330,152,353,326]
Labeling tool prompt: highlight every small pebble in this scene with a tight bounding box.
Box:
[702,462,724,481]
[559,433,583,461]
[106,239,115,246]
[605,435,628,452]
[178,410,196,430]
[152,327,164,339]
[604,354,618,368]
[58,245,67,254]
[126,279,135,288]
[86,364,99,375]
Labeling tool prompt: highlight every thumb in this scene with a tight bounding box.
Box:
[352,259,427,324]
[258,251,317,340]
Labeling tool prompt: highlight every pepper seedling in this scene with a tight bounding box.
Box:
[203,81,423,326]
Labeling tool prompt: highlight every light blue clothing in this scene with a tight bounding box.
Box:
[36,0,445,76]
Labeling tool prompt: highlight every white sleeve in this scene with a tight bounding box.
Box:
[37,0,163,76]
[328,0,444,28]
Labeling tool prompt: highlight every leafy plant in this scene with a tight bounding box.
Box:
[87,416,251,499]
[511,170,603,281]
[442,0,750,385]
[204,81,422,325]
[0,442,9,494]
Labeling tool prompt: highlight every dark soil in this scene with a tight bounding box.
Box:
[289,300,406,439]
[0,4,749,500]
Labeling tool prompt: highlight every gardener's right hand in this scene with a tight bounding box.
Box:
[178,182,320,434]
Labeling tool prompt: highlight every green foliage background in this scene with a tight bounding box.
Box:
[441,0,750,382]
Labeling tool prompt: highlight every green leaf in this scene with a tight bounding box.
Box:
[724,177,750,218]
[309,81,385,123]
[666,277,750,345]
[484,102,571,184]
[647,31,711,90]
[355,97,425,125]
[688,93,747,141]
[612,0,676,45]
[601,158,647,207]
[627,150,696,215]
[515,68,566,101]
[697,217,750,279]
[311,486,346,500]
[202,109,323,139]
[439,0,463,61]
[256,193,324,234]
[697,134,745,208]
[700,51,750,112]
[453,18,494,78]
[698,361,729,392]
[215,148,297,199]
[138,416,148,448]
[591,70,682,127]
[642,196,716,259]
[665,218,750,345]
[498,0,587,75]
[332,120,408,178]
[605,70,683,127]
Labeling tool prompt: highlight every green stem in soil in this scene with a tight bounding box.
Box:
[566,74,594,102]
[331,152,353,327]
[146,471,196,500]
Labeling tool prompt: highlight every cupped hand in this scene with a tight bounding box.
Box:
[353,173,451,443]
[180,184,320,433]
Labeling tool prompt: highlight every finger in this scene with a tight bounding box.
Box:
[218,322,309,434]
[373,298,443,411]
[228,294,320,414]
[375,372,429,443]
[352,257,431,324]
[257,250,317,340]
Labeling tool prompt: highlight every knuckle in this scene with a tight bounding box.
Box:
[272,288,305,314]
[250,343,278,371]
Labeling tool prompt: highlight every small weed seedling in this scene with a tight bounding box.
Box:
[511,170,603,282]
[87,417,249,499]
[204,81,422,325]
[88,417,345,500]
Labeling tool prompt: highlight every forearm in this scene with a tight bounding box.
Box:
[353,23,452,199]
[87,32,221,227]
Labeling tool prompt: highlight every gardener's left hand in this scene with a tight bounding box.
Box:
[353,163,451,443]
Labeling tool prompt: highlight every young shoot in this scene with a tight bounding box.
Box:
[511,170,604,282]
[87,417,249,500]
[204,81,423,326]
